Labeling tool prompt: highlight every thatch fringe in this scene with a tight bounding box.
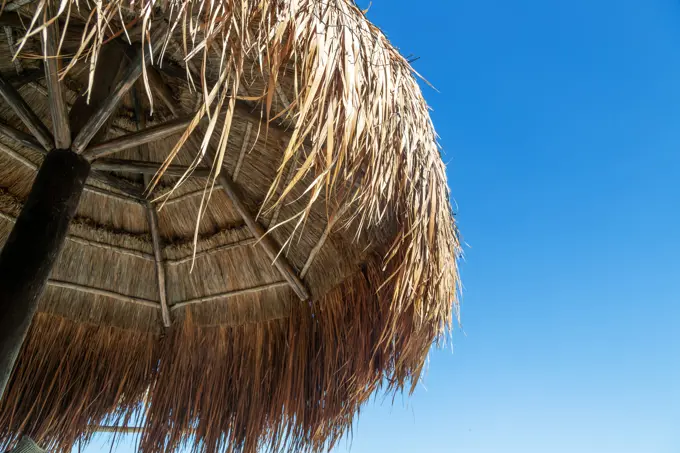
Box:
[0,313,159,453]
[0,253,436,453]
[0,0,462,451]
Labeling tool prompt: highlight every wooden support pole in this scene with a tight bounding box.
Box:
[0,149,90,398]
[42,5,71,149]
[92,158,210,177]
[0,73,53,150]
[83,116,198,160]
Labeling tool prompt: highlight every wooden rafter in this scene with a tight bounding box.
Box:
[145,68,310,301]
[300,203,350,278]
[212,160,309,301]
[83,115,199,160]
[92,158,211,177]
[0,73,53,150]
[88,171,145,200]
[71,32,164,153]
[42,3,70,149]
[145,199,172,326]
[147,67,179,116]
[232,122,252,181]
[0,121,44,152]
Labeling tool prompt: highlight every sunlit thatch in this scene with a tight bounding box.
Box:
[0,0,461,452]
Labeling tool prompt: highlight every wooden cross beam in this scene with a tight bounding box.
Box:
[83,115,200,160]
[92,158,211,177]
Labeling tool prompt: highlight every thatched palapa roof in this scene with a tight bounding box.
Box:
[0,1,460,452]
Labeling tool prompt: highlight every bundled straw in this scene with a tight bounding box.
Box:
[0,0,461,452]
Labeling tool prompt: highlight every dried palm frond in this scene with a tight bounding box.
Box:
[0,0,461,452]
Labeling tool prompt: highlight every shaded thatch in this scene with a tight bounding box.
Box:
[0,1,461,452]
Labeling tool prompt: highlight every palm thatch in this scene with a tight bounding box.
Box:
[0,1,460,452]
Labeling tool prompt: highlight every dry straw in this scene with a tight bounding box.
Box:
[0,0,461,452]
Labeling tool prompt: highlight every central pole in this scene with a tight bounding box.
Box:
[0,149,90,399]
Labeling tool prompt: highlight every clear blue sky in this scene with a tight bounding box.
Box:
[338,1,680,452]
[84,1,680,453]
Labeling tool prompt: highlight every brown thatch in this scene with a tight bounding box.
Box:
[0,1,460,452]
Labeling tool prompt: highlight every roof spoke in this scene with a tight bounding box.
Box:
[0,73,54,150]
[208,150,310,301]
[71,28,165,153]
[92,158,211,177]
[42,7,71,149]
[83,115,199,160]
[145,195,172,327]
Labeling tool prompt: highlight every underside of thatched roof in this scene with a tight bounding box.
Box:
[0,0,460,452]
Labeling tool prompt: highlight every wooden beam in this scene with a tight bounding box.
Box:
[0,149,90,398]
[232,122,252,181]
[300,204,350,278]
[0,73,53,150]
[0,121,44,152]
[71,46,144,152]
[71,28,165,153]
[171,281,289,311]
[92,158,211,177]
[88,170,145,200]
[146,67,179,116]
[145,196,172,326]
[48,279,160,309]
[42,6,71,149]
[209,156,309,301]
[83,115,198,160]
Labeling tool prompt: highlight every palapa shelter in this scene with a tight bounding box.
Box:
[0,1,460,452]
